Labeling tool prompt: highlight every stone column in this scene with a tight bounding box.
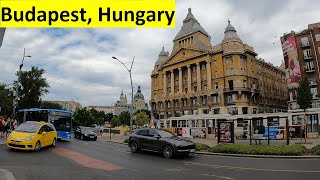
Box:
[187,65,192,93]
[179,67,183,94]
[196,62,201,92]
[170,70,174,96]
[163,72,167,96]
[206,60,212,91]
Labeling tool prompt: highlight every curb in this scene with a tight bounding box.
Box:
[194,151,320,159]
[105,140,320,159]
[0,169,16,180]
[105,140,127,145]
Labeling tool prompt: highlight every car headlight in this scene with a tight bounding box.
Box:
[25,136,34,140]
[84,134,88,136]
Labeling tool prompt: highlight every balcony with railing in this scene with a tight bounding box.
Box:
[223,87,251,93]
[306,68,315,73]
[309,80,317,86]
[304,55,313,60]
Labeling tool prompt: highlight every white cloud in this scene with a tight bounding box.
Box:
[1,0,319,107]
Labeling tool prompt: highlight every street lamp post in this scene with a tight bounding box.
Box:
[112,56,135,133]
[13,48,31,118]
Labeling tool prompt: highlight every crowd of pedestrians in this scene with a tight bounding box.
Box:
[0,116,18,138]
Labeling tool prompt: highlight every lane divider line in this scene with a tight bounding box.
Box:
[183,161,320,173]
[203,173,233,180]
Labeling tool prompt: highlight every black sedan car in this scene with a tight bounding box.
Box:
[74,126,97,141]
[128,128,195,158]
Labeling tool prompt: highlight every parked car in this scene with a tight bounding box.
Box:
[74,126,97,141]
[7,121,57,151]
[128,128,195,158]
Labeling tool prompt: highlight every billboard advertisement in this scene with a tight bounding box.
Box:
[281,33,301,88]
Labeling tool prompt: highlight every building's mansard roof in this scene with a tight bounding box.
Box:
[222,20,242,43]
[174,8,209,41]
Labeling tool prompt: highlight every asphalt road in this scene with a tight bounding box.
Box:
[1,137,320,180]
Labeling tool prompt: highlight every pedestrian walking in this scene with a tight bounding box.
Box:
[13,119,18,130]
[2,118,9,138]
[0,117,3,138]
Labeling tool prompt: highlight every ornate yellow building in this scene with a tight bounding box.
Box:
[150,8,288,127]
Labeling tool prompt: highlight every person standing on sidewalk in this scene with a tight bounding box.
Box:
[2,118,9,138]
[0,117,3,138]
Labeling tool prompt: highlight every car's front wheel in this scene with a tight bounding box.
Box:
[163,145,174,158]
[34,141,41,152]
[130,142,139,153]
[52,138,56,147]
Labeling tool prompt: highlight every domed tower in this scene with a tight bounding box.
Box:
[119,90,127,103]
[133,85,148,112]
[154,46,169,70]
[134,85,145,100]
[221,20,246,54]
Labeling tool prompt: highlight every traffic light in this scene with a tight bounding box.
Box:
[0,28,5,47]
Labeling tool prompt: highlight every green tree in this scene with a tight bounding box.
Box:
[135,109,151,119]
[134,111,149,126]
[118,111,130,126]
[40,101,63,110]
[73,107,95,127]
[14,66,49,110]
[297,77,313,143]
[111,116,120,127]
[0,83,14,116]
[106,113,114,122]
[90,108,106,125]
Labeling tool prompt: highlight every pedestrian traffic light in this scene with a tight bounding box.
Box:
[0,28,5,48]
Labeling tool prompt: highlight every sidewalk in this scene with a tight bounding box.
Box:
[100,133,320,149]
[0,138,6,145]
[100,133,129,144]
[0,169,16,180]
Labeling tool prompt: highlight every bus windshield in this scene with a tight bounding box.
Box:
[49,115,71,132]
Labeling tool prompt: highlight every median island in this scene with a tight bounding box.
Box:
[196,144,320,156]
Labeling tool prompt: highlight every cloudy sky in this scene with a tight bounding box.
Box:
[0,0,319,107]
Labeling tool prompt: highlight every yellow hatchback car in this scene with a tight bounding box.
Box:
[7,121,57,151]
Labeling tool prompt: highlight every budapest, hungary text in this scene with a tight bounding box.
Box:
[1,6,175,26]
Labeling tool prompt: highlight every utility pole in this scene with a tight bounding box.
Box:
[112,56,135,133]
[0,28,5,48]
[13,48,31,118]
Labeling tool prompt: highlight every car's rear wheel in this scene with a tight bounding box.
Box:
[130,142,139,153]
[163,145,174,158]
[52,138,56,147]
[34,141,41,152]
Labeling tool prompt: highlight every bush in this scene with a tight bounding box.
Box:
[208,144,305,156]
[312,145,320,155]
[123,139,129,144]
[196,143,210,151]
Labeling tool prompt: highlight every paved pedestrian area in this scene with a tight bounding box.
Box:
[100,133,320,149]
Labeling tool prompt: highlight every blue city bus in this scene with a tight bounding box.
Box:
[17,108,72,140]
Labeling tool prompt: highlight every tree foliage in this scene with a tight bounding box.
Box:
[118,111,130,126]
[297,77,313,111]
[72,107,95,127]
[134,111,149,126]
[90,108,107,125]
[14,66,49,110]
[0,83,14,116]
[135,109,151,119]
[40,101,63,110]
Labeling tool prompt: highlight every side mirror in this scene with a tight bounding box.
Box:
[156,135,161,139]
